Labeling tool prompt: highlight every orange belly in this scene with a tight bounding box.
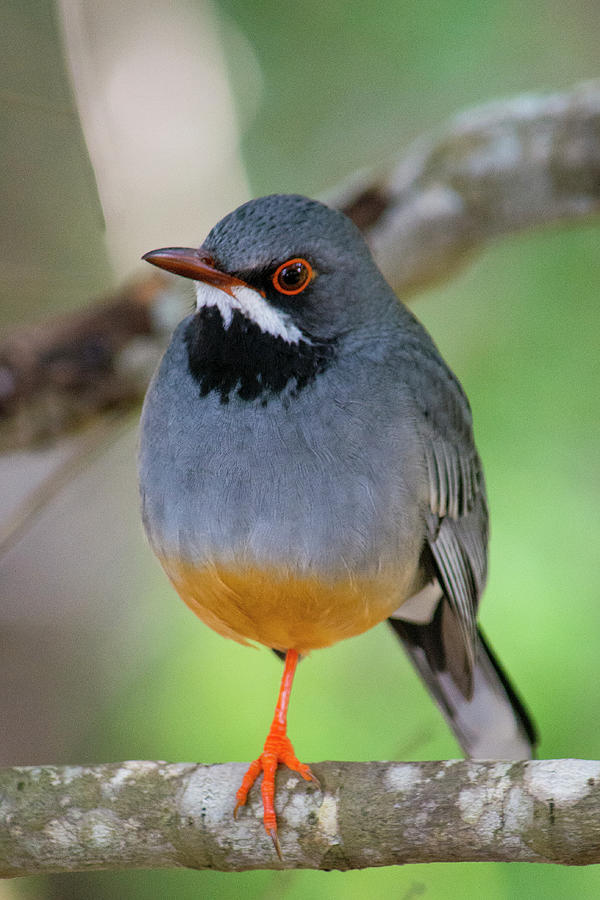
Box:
[157,556,418,653]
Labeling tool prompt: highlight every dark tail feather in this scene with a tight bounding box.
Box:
[388,610,536,759]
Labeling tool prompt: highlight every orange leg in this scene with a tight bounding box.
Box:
[234,649,319,856]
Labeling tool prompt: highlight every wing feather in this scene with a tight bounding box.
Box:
[398,328,488,696]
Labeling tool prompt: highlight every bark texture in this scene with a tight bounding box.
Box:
[2,759,600,875]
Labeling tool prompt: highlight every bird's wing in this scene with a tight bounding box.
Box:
[399,327,488,696]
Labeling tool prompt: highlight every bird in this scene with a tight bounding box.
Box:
[139,193,536,855]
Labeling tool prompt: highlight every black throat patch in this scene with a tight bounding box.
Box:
[184,306,335,403]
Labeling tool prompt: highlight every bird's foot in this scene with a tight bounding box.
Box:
[234,728,319,857]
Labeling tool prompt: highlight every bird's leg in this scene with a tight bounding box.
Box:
[234,649,318,856]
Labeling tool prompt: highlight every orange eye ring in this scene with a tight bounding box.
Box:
[271,258,313,295]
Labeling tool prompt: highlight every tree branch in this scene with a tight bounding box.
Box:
[0,273,181,452]
[1,759,600,875]
[2,81,600,452]
[340,79,600,294]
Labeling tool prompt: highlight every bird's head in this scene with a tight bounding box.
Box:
[143,194,394,345]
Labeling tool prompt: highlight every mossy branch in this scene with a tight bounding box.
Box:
[1,759,600,875]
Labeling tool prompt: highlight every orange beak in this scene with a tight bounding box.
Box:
[142,248,247,294]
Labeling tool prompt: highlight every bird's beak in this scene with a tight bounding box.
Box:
[142,247,247,295]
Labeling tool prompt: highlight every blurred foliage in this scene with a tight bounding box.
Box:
[7,0,600,898]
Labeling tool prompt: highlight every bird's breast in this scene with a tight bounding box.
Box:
[139,321,428,650]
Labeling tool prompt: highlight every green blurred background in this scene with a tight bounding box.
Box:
[3,1,600,898]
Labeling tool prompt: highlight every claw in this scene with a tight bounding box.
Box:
[268,827,283,861]
[308,770,321,791]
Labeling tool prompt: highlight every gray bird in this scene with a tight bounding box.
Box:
[139,194,535,848]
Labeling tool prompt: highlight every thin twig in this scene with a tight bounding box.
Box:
[0,411,133,560]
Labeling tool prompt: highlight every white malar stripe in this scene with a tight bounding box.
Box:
[194,281,303,345]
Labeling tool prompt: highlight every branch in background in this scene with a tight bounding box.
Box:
[341,79,600,294]
[1,78,600,452]
[0,273,184,452]
[1,759,599,876]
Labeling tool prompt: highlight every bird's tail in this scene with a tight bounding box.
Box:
[388,615,536,759]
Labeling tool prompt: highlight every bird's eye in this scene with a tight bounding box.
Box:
[271,258,313,295]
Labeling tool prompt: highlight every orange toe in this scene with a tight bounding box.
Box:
[234,730,315,835]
